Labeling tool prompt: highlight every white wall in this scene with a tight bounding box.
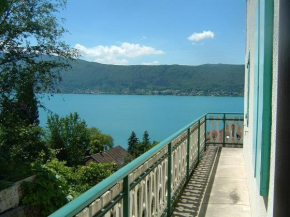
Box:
[243,0,279,216]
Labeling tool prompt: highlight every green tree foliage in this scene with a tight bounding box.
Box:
[15,73,39,126]
[127,131,139,157]
[139,131,151,154]
[127,131,157,158]
[46,112,90,166]
[0,0,78,99]
[22,157,115,216]
[151,141,160,147]
[22,164,69,217]
[74,162,115,193]
[57,60,245,96]
[87,127,114,154]
[0,99,47,174]
[0,0,78,175]
[45,157,75,184]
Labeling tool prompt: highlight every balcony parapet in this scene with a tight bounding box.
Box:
[49,113,243,217]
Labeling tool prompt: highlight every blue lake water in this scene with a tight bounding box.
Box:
[39,94,244,149]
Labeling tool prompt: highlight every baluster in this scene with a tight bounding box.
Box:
[210,117,214,143]
[138,180,144,217]
[229,117,234,143]
[167,143,172,217]
[232,117,237,143]
[132,185,138,217]
[173,147,177,191]
[159,161,163,211]
[152,167,157,216]
[198,120,200,162]
[195,129,198,160]
[199,122,204,151]
[163,158,168,210]
[101,191,111,217]
[76,208,89,217]
[216,118,220,143]
[225,119,229,143]
[190,128,194,166]
[119,200,123,217]
[222,114,226,146]
[179,143,183,184]
[129,173,134,216]
[123,176,130,217]
[89,198,101,216]
[156,164,161,216]
[204,115,207,150]
[111,182,122,217]
[143,177,148,217]
[186,128,190,181]
[148,172,153,217]
[175,146,179,190]
[182,140,185,179]
[240,118,244,143]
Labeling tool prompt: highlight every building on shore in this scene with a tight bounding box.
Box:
[85,145,131,167]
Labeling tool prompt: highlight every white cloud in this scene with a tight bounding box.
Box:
[135,36,147,40]
[95,57,128,65]
[188,31,215,42]
[141,61,160,65]
[192,42,204,46]
[75,42,164,65]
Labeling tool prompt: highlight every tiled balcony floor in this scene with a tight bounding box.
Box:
[173,147,251,217]
[201,148,251,217]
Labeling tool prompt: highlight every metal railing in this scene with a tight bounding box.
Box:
[205,113,244,147]
[50,113,243,217]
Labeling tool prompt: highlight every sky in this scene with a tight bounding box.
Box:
[58,0,246,66]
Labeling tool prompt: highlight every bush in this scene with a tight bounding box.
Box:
[74,162,116,193]
[22,164,69,216]
[21,158,116,216]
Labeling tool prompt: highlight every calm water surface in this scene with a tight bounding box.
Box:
[39,94,244,148]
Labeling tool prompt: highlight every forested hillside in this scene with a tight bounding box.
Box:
[58,59,245,96]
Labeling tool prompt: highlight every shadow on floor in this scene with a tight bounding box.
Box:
[172,147,221,217]
[198,147,221,216]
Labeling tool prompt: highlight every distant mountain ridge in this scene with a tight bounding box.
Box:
[58,59,245,96]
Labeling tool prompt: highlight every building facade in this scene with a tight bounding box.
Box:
[244,0,289,216]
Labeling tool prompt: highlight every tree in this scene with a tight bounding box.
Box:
[46,113,90,166]
[127,131,139,157]
[0,0,78,107]
[140,131,151,153]
[15,72,39,126]
[151,141,159,147]
[0,96,47,174]
[0,0,78,174]
[87,127,114,154]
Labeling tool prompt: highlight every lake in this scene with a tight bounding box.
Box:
[39,94,244,149]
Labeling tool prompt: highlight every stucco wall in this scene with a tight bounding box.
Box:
[0,176,35,214]
[243,0,278,216]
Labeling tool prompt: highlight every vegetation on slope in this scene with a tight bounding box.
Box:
[58,60,245,96]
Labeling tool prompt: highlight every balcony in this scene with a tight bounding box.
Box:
[50,113,248,217]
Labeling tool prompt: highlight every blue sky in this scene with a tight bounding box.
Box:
[59,0,246,65]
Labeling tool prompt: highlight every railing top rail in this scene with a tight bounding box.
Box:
[49,114,207,217]
[205,112,244,115]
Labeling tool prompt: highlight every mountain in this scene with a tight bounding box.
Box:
[57,59,245,96]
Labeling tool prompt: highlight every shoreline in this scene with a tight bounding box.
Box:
[49,91,244,97]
